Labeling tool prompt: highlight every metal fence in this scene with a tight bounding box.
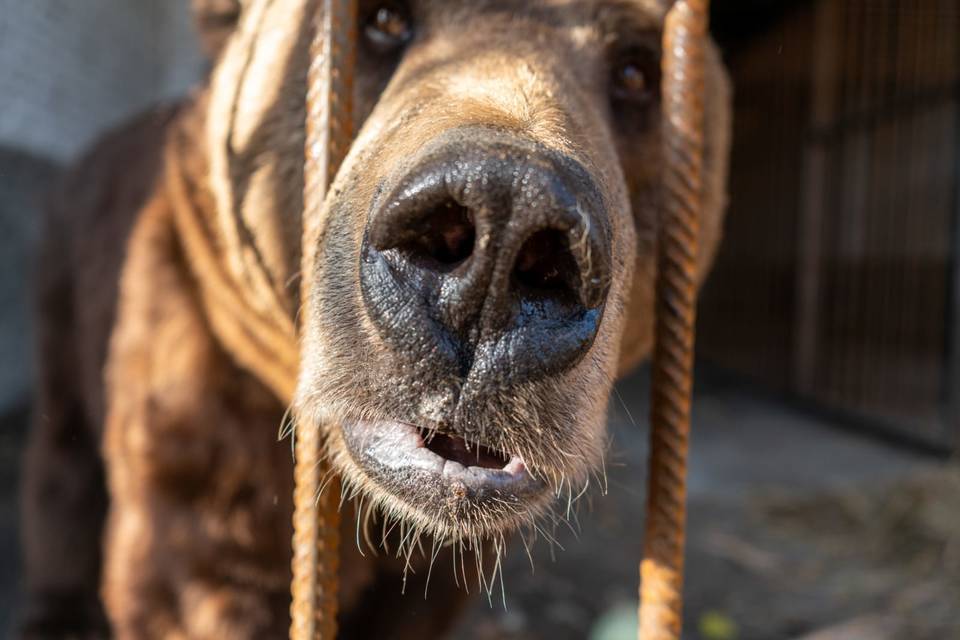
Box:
[699,0,960,451]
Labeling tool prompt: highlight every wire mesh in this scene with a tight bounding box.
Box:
[697,0,960,450]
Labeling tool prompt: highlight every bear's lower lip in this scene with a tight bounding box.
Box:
[339,418,545,516]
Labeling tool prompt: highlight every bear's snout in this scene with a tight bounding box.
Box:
[360,128,612,384]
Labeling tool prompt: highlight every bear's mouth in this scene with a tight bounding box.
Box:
[421,431,510,470]
[339,418,547,533]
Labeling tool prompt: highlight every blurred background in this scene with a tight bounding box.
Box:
[0,1,957,638]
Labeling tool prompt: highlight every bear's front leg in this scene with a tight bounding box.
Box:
[20,223,109,639]
[100,206,294,638]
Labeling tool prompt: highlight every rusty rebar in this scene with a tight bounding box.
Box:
[291,1,356,639]
[638,1,709,639]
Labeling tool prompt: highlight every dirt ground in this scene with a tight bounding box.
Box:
[449,373,957,640]
[453,455,959,640]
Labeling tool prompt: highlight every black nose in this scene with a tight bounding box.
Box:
[360,133,611,382]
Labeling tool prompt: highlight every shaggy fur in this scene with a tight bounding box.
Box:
[20,0,730,637]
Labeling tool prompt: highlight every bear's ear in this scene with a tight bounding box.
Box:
[192,0,242,61]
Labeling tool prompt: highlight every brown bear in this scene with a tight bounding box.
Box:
[19,0,730,637]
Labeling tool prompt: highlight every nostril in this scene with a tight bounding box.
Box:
[395,199,475,269]
[513,229,581,304]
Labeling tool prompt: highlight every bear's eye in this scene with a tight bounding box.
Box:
[610,49,660,105]
[364,3,413,52]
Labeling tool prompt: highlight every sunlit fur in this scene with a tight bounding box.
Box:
[21,0,729,636]
[263,0,729,547]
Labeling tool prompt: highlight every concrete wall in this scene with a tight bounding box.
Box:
[0,0,205,162]
[0,0,205,412]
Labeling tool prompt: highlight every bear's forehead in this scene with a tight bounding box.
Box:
[417,0,667,27]
[408,0,667,61]
[417,0,666,13]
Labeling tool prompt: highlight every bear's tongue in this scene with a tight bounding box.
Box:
[423,432,510,470]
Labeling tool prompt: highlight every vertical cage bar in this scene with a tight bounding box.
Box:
[638,1,709,639]
[292,1,357,639]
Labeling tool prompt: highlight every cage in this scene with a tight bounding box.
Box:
[700,0,960,452]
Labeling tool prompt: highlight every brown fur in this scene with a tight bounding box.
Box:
[20,1,730,637]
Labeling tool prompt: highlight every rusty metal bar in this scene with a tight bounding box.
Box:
[638,1,709,639]
[291,1,357,639]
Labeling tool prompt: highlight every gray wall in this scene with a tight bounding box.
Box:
[0,0,205,411]
[0,0,205,161]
